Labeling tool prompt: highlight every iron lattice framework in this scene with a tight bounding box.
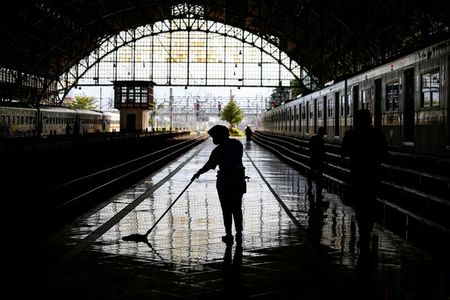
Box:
[2,1,450,106]
[58,18,313,105]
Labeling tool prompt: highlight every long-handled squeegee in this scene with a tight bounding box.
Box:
[122,178,195,243]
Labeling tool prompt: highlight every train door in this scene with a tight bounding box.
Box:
[313,98,318,133]
[374,78,382,129]
[101,115,106,131]
[36,107,42,137]
[352,85,359,115]
[306,101,310,134]
[126,114,136,131]
[403,68,415,142]
[448,56,450,146]
[293,105,297,132]
[299,104,302,133]
[323,95,327,130]
[334,92,340,137]
[73,114,80,136]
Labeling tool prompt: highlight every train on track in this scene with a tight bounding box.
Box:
[0,105,120,138]
[260,39,450,156]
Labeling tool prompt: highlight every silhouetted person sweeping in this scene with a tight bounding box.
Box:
[307,127,326,198]
[342,109,387,251]
[192,125,246,246]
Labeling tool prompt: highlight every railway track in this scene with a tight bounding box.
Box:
[3,133,209,239]
[10,138,446,300]
[252,130,450,257]
[52,140,313,268]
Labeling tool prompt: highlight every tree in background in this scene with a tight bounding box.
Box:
[64,96,96,110]
[270,86,290,107]
[290,79,302,98]
[221,97,244,130]
[290,78,312,98]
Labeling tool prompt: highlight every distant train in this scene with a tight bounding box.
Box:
[0,105,120,138]
[260,39,450,156]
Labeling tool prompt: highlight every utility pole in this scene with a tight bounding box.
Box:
[99,87,102,111]
[169,88,173,131]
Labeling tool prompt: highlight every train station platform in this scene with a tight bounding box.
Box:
[6,138,448,299]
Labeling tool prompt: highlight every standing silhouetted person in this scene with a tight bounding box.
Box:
[245,125,253,141]
[192,125,246,246]
[341,109,387,251]
[307,127,326,197]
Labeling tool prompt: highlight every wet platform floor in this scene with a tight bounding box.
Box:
[6,138,449,299]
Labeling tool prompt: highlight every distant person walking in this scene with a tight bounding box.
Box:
[342,109,387,250]
[245,125,253,141]
[307,127,326,197]
[192,125,247,246]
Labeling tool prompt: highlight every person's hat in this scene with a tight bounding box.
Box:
[207,125,229,138]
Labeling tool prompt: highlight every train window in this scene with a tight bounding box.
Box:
[317,101,323,119]
[327,98,334,118]
[340,95,345,116]
[386,82,399,111]
[421,71,440,107]
[362,89,372,110]
[309,102,314,119]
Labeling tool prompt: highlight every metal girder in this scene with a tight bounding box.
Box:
[50,16,316,105]
[1,0,450,105]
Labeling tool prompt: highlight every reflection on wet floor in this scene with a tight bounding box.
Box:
[76,140,298,266]
[37,138,447,299]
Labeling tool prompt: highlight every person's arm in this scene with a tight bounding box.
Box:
[191,148,219,181]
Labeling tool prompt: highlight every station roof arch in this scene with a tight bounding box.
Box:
[1,0,450,103]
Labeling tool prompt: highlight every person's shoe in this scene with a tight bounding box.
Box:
[222,235,234,245]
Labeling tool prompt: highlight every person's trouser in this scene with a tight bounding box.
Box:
[217,183,244,235]
[307,166,324,192]
[352,186,377,248]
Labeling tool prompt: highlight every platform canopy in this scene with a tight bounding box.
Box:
[1,0,449,101]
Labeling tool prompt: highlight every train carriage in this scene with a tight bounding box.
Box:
[102,111,120,132]
[39,106,77,136]
[260,39,450,156]
[1,105,120,138]
[73,109,103,134]
[0,106,37,137]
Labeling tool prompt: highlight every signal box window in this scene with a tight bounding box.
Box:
[421,71,440,108]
